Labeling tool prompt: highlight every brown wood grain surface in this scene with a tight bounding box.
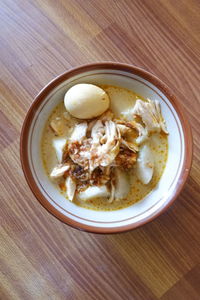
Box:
[0,0,200,299]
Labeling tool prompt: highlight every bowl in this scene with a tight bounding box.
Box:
[20,62,193,233]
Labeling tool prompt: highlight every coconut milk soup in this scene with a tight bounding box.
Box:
[41,85,168,211]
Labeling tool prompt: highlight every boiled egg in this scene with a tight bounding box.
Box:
[64,84,110,119]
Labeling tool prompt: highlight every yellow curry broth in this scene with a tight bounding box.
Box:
[41,85,168,211]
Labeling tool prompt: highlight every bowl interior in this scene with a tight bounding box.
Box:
[26,68,185,231]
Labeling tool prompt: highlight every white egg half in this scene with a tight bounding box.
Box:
[136,144,154,184]
[64,84,110,119]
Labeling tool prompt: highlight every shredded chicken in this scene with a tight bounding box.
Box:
[133,99,168,134]
[121,107,136,120]
[91,120,105,145]
[51,114,138,201]
[115,119,138,130]
[99,110,114,122]
[116,124,131,135]
[50,117,65,136]
[115,119,148,145]
[50,96,167,203]
[70,165,90,182]
[121,139,138,152]
[68,139,91,169]
[90,167,111,185]
[114,149,137,169]
[108,180,115,203]
[96,120,120,167]
[134,123,148,144]
[65,176,76,201]
[50,164,70,179]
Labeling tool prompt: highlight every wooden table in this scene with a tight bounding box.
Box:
[1,1,200,299]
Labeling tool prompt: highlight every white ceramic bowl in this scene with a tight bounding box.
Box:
[20,63,192,233]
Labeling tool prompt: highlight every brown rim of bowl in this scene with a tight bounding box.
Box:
[20,62,193,234]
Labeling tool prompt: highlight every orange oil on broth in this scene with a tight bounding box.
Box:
[41,85,168,211]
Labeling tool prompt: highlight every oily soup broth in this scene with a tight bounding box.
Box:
[41,85,168,211]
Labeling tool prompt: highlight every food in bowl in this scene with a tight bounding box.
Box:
[64,83,110,119]
[41,83,168,210]
[20,63,192,233]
